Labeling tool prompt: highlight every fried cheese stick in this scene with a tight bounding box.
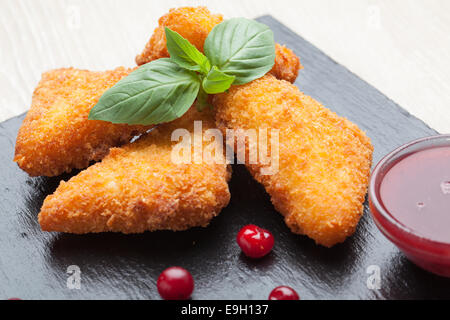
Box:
[14,67,147,177]
[39,108,231,233]
[38,53,299,234]
[38,7,302,233]
[135,6,301,83]
[213,75,373,247]
[16,7,300,178]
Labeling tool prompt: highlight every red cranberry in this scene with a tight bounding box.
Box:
[236,224,274,258]
[268,286,300,300]
[157,266,194,300]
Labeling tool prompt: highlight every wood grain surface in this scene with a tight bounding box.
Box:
[1,0,450,133]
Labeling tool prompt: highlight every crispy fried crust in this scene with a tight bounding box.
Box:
[14,67,148,177]
[273,44,301,83]
[136,7,223,65]
[17,7,299,178]
[135,6,302,83]
[39,108,231,233]
[213,75,373,247]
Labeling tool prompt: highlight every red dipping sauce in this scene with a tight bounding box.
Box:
[369,135,450,277]
[380,147,450,243]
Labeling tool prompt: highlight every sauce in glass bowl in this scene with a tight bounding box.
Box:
[369,135,450,277]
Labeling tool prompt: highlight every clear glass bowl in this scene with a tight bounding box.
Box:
[369,134,450,277]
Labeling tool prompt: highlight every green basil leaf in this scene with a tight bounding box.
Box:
[204,18,275,85]
[165,27,211,74]
[88,58,200,125]
[195,87,212,111]
[202,66,235,94]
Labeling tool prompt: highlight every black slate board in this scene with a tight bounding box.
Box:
[1,16,449,300]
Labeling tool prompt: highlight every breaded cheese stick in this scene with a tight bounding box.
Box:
[16,8,299,178]
[135,6,301,83]
[14,67,148,177]
[39,108,231,233]
[16,7,300,178]
[36,6,302,233]
[213,75,373,247]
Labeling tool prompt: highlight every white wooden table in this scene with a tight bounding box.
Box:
[1,0,450,133]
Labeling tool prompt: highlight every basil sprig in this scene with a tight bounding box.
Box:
[165,27,211,74]
[89,18,275,125]
[204,18,276,85]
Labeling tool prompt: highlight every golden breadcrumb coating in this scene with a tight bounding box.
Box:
[273,44,301,83]
[135,6,302,83]
[35,6,300,233]
[213,75,373,247]
[14,67,148,177]
[39,108,231,233]
[136,7,223,65]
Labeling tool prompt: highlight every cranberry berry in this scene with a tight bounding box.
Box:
[236,224,274,258]
[268,286,300,300]
[157,266,194,300]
